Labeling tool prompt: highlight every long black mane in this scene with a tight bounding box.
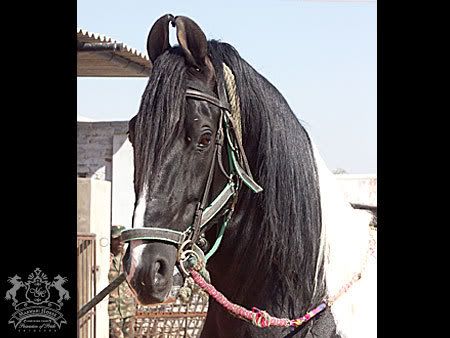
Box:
[134,40,325,319]
[207,41,325,317]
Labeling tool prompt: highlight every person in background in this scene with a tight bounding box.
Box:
[109,225,136,338]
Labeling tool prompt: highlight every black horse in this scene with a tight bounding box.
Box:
[123,14,376,338]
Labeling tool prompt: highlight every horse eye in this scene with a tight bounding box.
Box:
[198,133,212,148]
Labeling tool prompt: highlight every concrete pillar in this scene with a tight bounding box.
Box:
[77,178,111,338]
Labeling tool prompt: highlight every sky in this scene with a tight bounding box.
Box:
[77,0,376,174]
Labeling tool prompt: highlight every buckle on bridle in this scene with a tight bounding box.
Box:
[177,240,205,276]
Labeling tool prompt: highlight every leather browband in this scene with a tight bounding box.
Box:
[186,88,231,111]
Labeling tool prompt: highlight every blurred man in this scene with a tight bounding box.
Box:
[109,225,136,338]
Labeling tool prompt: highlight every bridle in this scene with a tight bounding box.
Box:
[121,65,263,270]
[83,60,376,333]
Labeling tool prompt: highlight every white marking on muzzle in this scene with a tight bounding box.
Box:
[126,240,148,284]
[133,186,148,229]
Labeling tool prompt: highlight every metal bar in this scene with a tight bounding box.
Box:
[77,273,126,319]
[92,238,96,338]
[77,240,81,310]
[77,42,124,52]
[83,241,88,338]
[77,240,81,338]
[77,234,98,338]
[78,310,95,327]
[350,203,377,212]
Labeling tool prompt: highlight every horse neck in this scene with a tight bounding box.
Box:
[206,217,274,306]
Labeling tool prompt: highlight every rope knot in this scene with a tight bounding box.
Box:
[251,307,272,328]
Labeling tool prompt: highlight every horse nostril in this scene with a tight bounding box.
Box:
[153,259,168,287]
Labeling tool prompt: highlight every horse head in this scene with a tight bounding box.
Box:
[123,14,230,305]
[119,13,376,338]
[53,275,67,285]
[8,275,23,286]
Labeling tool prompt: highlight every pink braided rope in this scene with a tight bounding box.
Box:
[189,230,376,329]
[190,270,326,328]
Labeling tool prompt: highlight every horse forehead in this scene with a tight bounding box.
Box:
[186,99,219,123]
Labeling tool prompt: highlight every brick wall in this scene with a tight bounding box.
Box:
[77,121,128,180]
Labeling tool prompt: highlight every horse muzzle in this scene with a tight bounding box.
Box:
[123,240,179,304]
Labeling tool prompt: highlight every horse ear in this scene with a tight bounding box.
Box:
[172,16,209,68]
[147,14,174,63]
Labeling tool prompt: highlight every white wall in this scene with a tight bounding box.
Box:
[112,134,135,229]
[335,174,377,207]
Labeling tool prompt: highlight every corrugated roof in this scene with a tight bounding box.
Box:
[77,28,151,77]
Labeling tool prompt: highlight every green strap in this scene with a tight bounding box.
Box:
[229,151,263,193]
[205,218,230,261]
[224,115,263,193]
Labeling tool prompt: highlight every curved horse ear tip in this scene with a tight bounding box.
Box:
[170,15,193,26]
[170,15,185,27]
[170,16,176,27]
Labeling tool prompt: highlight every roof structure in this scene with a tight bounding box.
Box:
[77,28,151,77]
[77,115,97,122]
